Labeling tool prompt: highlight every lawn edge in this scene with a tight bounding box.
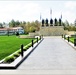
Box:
[62,38,76,50]
[0,38,44,69]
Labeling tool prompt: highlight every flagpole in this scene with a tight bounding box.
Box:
[40,13,41,21]
[50,8,53,26]
[61,13,62,20]
[40,13,42,27]
[61,13,62,26]
[50,8,52,19]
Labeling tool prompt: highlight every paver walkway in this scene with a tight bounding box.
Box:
[18,37,76,70]
[1,37,76,75]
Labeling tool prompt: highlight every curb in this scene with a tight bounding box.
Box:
[0,38,44,69]
[62,38,76,50]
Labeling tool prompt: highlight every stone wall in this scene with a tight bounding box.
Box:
[19,35,35,38]
[65,31,75,35]
[25,26,75,37]
[39,26,65,36]
[28,30,75,37]
[29,31,40,36]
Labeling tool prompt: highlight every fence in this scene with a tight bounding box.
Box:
[20,36,42,57]
[62,35,76,46]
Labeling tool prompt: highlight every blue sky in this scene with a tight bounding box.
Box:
[0,0,76,23]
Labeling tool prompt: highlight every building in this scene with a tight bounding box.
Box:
[12,27,24,34]
[0,27,24,35]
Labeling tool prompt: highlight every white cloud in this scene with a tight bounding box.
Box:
[23,3,40,21]
[0,1,76,24]
[64,1,76,23]
[23,3,40,18]
[62,11,75,23]
[0,1,41,22]
[65,1,76,10]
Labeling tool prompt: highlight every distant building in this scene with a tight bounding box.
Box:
[0,27,24,35]
[12,27,24,34]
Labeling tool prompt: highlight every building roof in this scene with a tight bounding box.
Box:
[0,27,23,30]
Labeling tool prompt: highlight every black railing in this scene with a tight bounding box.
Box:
[20,36,42,57]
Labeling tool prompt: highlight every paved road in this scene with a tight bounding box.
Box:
[1,37,76,75]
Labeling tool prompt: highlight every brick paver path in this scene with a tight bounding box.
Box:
[1,37,76,75]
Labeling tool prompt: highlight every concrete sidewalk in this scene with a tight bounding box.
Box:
[1,37,76,75]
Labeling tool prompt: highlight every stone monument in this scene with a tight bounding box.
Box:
[50,18,53,26]
[54,18,57,26]
[46,19,48,26]
[59,18,61,26]
[42,19,44,27]
[40,18,65,36]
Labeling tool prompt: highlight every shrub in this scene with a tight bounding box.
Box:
[24,46,29,51]
[28,44,32,47]
[17,50,21,54]
[23,49,27,51]
[24,43,32,51]
[33,40,37,44]
[28,43,32,47]
[13,53,20,58]
[25,46,29,50]
[16,32,19,36]
[24,43,32,49]
[4,56,15,63]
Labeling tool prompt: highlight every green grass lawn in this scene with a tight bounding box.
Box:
[69,37,74,43]
[0,36,35,60]
[66,37,74,43]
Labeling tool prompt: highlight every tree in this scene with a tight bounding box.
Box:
[34,20,40,31]
[15,20,20,26]
[0,23,3,28]
[23,20,40,34]
[23,21,26,24]
[19,21,26,29]
[63,20,69,30]
[64,20,69,26]
[8,19,41,34]
[9,19,21,27]
[74,19,76,27]
[25,22,31,34]
[9,19,15,27]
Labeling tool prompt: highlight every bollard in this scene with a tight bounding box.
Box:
[62,34,63,38]
[64,35,66,39]
[32,40,33,47]
[42,35,43,38]
[21,44,24,57]
[74,39,76,46]
[68,36,69,42]
[37,37,38,43]
[40,36,41,40]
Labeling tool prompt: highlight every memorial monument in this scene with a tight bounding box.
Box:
[39,17,65,36]
[50,18,53,26]
[42,19,44,27]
